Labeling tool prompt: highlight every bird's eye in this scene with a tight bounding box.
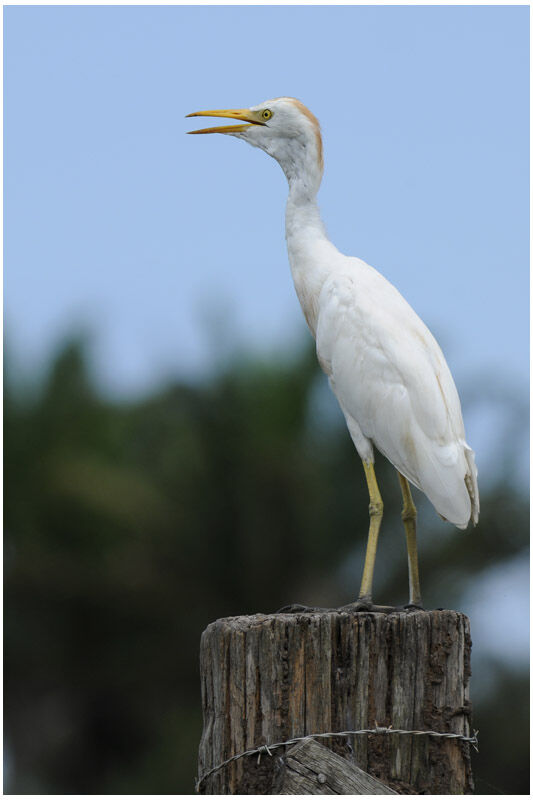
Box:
[261,109,273,120]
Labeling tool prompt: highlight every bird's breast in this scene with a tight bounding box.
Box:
[291,269,321,336]
[287,236,341,338]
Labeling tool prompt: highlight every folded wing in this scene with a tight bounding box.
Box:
[316,261,479,528]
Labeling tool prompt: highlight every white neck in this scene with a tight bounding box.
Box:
[285,178,328,268]
[284,172,338,337]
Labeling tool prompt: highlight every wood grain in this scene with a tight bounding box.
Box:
[197,610,474,794]
[274,738,398,794]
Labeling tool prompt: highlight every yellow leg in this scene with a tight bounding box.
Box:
[398,472,422,607]
[357,461,384,603]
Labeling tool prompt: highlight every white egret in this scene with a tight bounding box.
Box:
[187,98,479,610]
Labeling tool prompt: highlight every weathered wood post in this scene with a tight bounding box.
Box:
[197,610,474,794]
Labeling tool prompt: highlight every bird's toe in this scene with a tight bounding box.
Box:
[403,602,425,612]
[276,603,330,613]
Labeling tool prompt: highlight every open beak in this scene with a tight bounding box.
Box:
[186,108,264,135]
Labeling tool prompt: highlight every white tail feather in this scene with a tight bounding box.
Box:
[464,446,480,525]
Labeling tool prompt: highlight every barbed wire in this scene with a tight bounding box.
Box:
[195,726,479,792]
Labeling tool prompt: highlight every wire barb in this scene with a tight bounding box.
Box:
[195,727,479,792]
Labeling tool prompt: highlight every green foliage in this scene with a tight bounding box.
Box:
[4,338,529,793]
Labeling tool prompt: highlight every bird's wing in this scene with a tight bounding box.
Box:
[316,261,478,527]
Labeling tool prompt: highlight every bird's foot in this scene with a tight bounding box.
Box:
[276,601,426,615]
[276,603,334,613]
[403,602,425,612]
[340,596,426,613]
[339,599,399,614]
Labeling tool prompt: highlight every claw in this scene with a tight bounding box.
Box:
[339,600,399,614]
[276,603,331,613]
[276,601,426,615]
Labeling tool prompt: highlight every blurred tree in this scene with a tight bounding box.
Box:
[4,336,529,793]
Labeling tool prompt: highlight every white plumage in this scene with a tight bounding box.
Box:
[315,263,479,528]
[187,97,479,609]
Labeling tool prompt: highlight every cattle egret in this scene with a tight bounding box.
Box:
[187,98,479,610]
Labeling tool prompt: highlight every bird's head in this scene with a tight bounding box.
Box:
[187,97,323,194]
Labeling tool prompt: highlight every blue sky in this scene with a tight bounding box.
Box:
[3,4,529,671]
[5,5,529,407]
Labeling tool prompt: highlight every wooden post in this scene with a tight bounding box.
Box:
[274,738,399,794]
[197,610,474,794]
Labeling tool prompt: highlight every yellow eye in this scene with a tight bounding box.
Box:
[261,109,272,121]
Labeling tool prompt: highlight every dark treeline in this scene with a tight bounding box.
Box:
[4,337,529,793]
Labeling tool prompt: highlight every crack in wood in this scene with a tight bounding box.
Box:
[198,610,474,794]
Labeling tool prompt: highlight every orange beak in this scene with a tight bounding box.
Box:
[186,108,264,135]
